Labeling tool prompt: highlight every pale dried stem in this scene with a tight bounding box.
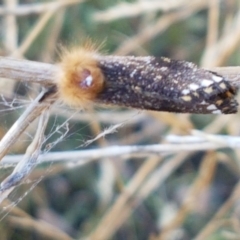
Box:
[0,143,220,164]
[8,216,72,240]
[194,181,240,240]
[1,58,240,87]
[3,131,240,165]
[93,0,191,22]
[138,153,190,198]
[86,109,117,207]
[0,0,83,16]
[156,152,217,240]
[0,109,50,202]
[2,0,19,99]
[3,0,18,52]
[87,155,163,240]
[203,114,236,133]
[115,0,208,55]
[206,0,219,48]
[11,10,56,58]
[0,57,59,85]
[41,9,65,62]
[87,152,191,240]
[0,90,56,161]
[201,9,240,68]
[10,0,84,58]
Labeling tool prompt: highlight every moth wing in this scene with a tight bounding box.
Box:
[98,56,238,114]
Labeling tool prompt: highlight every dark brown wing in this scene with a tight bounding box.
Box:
[96,56,238,114]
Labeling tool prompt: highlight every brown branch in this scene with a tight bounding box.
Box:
[0,90,56,161]
[201,9,240,67]
[0,0,84,16]
[0,57,59,85]
[0,57,240,87]
[114,0,208,55]
[93,0,191,22]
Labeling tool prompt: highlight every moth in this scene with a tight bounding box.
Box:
[55,47,238,114]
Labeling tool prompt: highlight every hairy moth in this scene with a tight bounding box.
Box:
[56,47,238,114]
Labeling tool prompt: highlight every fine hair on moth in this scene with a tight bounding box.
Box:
[55,44,238,114]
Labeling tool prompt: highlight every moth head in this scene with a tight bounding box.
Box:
[56,48,104,108]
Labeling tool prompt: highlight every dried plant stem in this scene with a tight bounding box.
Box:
[0,90,56,161]
[194,181,240,240]
[0,109,50,202]
[0,57,58,85]
[12,10,56,58]
[93,0,191,22]
[201,9,240,67]
[206,0,219,48]
[156,152,217,240]
[1,139,237,165]
[88,155,163,240]
[8,0,84,58]
[0,57,240,86]
[88,152,191,240]
[3,0,18,53]
[7,216,72,240]
[2,0,18,100]
[0,0,83,16]
[3,130,240,165]
[115,0,208,55]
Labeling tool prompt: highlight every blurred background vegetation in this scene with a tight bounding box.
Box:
[0,0,240,240]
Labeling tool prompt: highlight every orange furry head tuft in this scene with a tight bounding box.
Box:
[56,46,105,108]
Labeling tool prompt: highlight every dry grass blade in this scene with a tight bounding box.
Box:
[0,90,56,161]
[0,108,50,203]
[201,9,240,67]
[93,0,191,22]
[0,57,59,85]
[87,153,191,240]
[2,135,240,166]
[194,181,240,240]
[115,0,208,55]
[87,155,162,240]
[155,152,217,240]
[3,0,18,53]
[1,57,240,86]
[9,0,84,58]
[0,0,84,16]
[8,216,73,240]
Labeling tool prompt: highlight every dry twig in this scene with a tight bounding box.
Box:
[0,0,83,16]
[115,0,208,55]
[0,106,50,202]
[93,0,191,22]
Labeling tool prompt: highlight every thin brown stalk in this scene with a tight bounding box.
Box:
[93,0,191,22]
[114,0,208,55]
[8,216,72,240]
[201,9,240,67]
[0,90,56,161]
[194,181,240,240]
[0,0,83,16]
[156,152,217,240]
[1,58,240,87]
[206,0,219,49]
